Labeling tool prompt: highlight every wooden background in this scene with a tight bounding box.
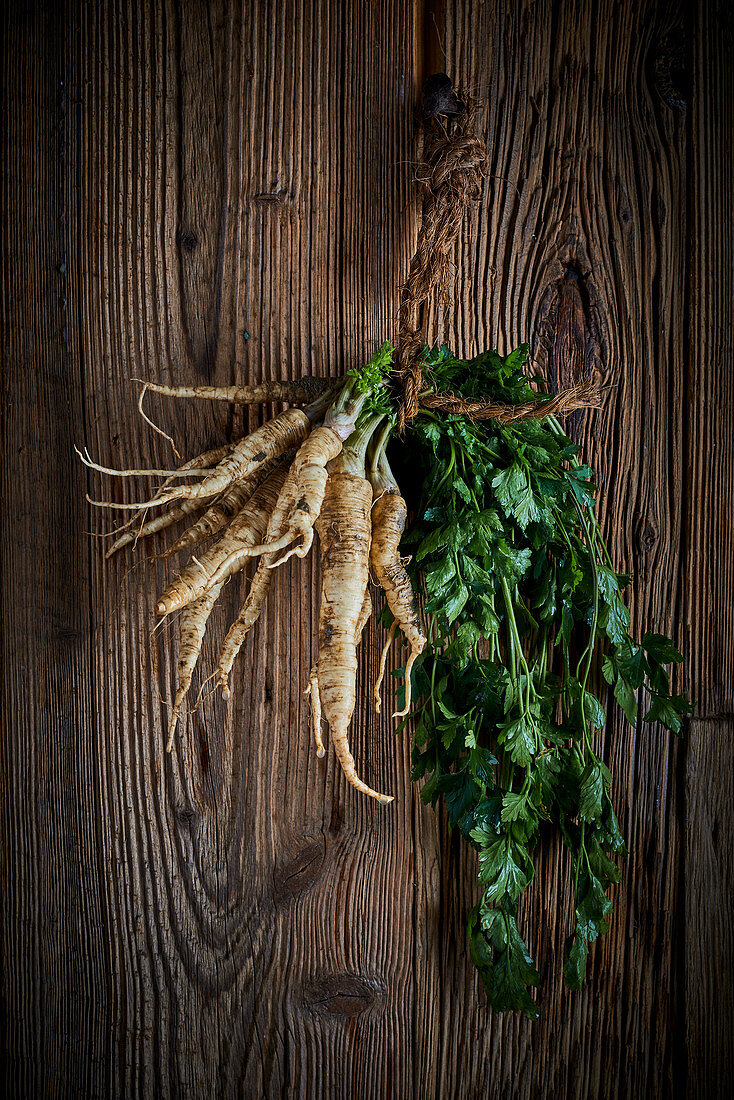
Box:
[2,0,732,1096]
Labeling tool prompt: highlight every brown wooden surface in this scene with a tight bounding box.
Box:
[1,1,732,1097]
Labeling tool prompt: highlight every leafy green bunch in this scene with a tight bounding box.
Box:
[348,340,396,422]
[398,344,690,1018]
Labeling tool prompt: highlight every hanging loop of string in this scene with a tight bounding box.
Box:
[393,73,601,432]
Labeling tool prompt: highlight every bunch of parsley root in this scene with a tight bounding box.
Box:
[84,341,690,1017]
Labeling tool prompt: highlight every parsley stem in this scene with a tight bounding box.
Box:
[501,577,534,718]
[429,644,438,726]
[548,414,615,572]
[571,497,599,756]
[538,627,548,688]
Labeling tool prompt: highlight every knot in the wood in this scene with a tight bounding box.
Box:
[179,228,199,252]
[302,973,386,1019]
[420,72,462,118]
[272,839,325,904]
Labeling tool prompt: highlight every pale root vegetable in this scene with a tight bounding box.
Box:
[76,446,221,479]
[155,465,289,616]
[164,457,282,556]
[374,620,397,713]
[292,423,343,473]
[106,498,209,558]
[215,466,301,695]
[315,468,392,804]
[370,492,425,715]
[354,587,373,642]
[270,461,328,565]
[91,347,400,789]
[89,407,311,511]
[269,393,373,550]
[225,426,342,565]
[369,427,426,716]
[166,579,224,752]
[214,409,379,689]
[134,376,334,405]
[235,362,390,567]
[208,467,299,598]
[305,667,324,756]
[102,442,236,557]
[307,587,372,758]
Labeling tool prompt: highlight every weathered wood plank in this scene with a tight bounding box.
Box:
[686,718,734,1097]
[65,1,418,1096]
[0,4,109,1097]
[686,0,734,717]
[685,0,734,1094]
[413,1,689,1096]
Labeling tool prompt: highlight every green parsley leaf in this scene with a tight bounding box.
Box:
[643,692,692,736]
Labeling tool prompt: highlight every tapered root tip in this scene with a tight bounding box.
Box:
[332,732,392,804]
[166,689,188,752]
[376,793,394,805]
[316,747,325,759]
[220,678,231,700]
[392,648,421,718]
[392,691,412,719]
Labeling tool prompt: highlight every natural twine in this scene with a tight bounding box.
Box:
[394,74,601,431]
[419,377,603,421]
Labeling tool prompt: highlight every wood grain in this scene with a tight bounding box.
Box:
[684,2,734,1096]
[1,4,111,1096]
[415,1,690,1095]
[686,0,734,716]
[65,0,418,1096]
[686,718,734,1097]
[1,0,732,1097]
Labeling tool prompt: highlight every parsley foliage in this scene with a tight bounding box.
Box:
[399,343,691,1018]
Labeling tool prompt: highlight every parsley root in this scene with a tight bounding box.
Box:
[89,406,313,511]
[222,367,384,566]
[215,466,301,695]
[166,579,224,751]
[103,442,236,557]
[307,588,372,759]
[105,498,209,558]
[155,465,288,616]
[314,415,393,804]
[222,426,341,566]
[369,425,425,715]
[134,376,334,406]
[165,458,283,556]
